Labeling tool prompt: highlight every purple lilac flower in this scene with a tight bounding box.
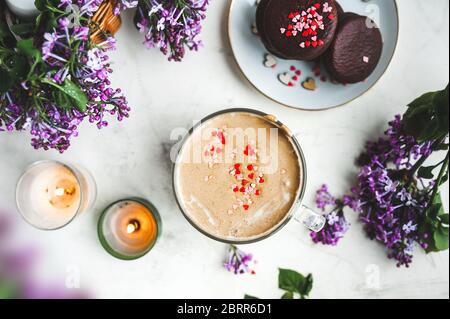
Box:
[310,185,351,246]
[136,0,210,61]
[113,0,139,15]
[349,116,433,267]
[1,1,130,153]
[224,245,256,275]
[0,212,87,299]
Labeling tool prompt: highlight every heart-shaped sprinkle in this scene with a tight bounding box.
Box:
[278,72,294,87]
[248,173,255,180]
[280,27,286,34]
[243,204,250,211]
[295,70,302,76]
[263,54,277,68]
[363,56,370,63]
[247,164,254,171]
[311,36,317,41]
[299,42,306,48]
[302,77,317,91]
[292,75,298,81]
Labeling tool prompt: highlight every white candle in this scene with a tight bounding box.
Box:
[98,199,161,260]
[5,0,39,19]
[16,161,97,230]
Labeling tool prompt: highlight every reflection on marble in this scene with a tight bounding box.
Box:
[0,0,448,298]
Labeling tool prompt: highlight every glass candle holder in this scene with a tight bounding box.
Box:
[4,0,39,20]
[98,198,161,260]
[16,160,97,230]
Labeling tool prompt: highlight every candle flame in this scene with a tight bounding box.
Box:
[54,188,65,197]
[126,223,136,234]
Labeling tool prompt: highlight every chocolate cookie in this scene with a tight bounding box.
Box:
[256,0,339,61]
[324,13,383,84]
[335,1,344,17]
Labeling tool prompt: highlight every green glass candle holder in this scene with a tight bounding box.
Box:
[98,198,162,260]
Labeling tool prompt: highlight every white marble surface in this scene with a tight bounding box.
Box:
[0,0,448,299]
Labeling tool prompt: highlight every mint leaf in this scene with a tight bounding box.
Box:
[281,291,294,299]
[298,273,313,297]
[244,294,259,299]
[279,268,307,294]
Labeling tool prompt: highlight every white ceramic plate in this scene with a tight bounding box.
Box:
[228,0,399,110]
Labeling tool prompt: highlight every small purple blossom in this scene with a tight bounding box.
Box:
[224,245,256,275]
[113,0,139,15]
[135,0,210,61]
[310,185,351,246]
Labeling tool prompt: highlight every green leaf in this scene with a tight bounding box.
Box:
[434,85,449,133]
[0,69,13,94]
[281,291,294,299]
[427,203,444,221]
[10,23,35,38]
[439,214,449,226]
[298,273,313,297]
[0,55,29,94]
[34,0,47,11]
[244,294,259,299]
[17,38,41,61]
[43,79,88,112]
[0,18,10,42]
[433,226,449,251]
[418,166,435,179]
[279,268,305,293]
[404,85,449,142]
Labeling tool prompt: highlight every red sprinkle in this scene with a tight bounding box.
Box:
[247,164,254,171]
[295,70,302,76]
[248,173,255,180]
[243,204,250,211]
[328,14,335,20]
[314,3,321,9]
[233,186,239,193]
[242,179,249,186]
[234,163,241,170]
[255,190,261,196]
[240,187,246,193]
[290,66,296,71]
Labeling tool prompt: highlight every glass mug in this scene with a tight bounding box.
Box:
[172,108,326,244]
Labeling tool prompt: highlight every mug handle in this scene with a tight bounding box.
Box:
[293,205,326,232]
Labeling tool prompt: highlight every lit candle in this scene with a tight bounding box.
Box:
[16,161,97,230]
[98,199,161,260]
[5,0,39,19]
